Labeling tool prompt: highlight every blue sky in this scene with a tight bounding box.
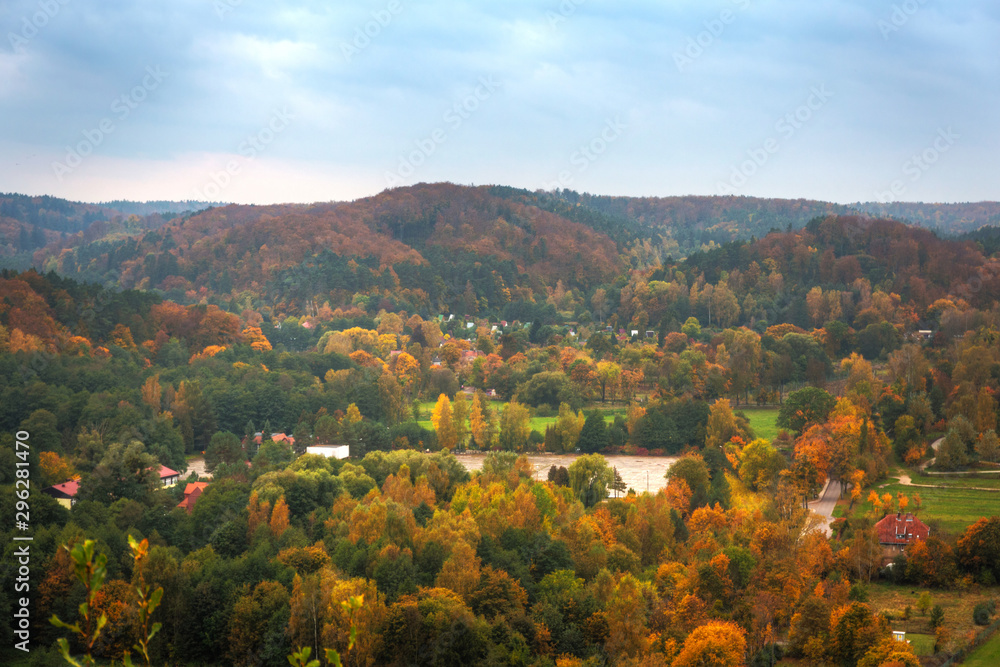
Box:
[1,0,997,204]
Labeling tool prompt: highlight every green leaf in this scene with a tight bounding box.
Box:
[324,648,344,667]
[50,614,82,634]
[56,638,84,667]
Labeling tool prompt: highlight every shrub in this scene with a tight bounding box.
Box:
[930,604,945,629]
[973,601,996,626]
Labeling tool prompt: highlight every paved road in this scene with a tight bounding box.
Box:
[808,479,842,536]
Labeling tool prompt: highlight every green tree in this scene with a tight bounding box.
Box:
[452,392,470,450]
[739,439,785,491]
[205,431,244,473]
[568,454,614,508]
[80,440,160,504]
[577,412,609,453]
[681,317,702,338]
[936,430,969,470]
[292,422,312,456]
[666,455,711,510]
[497,401,531,452]
[777,387,836,434]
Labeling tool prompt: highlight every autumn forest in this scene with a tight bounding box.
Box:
[6,184,1000,667]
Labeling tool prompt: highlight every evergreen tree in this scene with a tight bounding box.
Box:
[578,413,609,453]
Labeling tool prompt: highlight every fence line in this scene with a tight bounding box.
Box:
[939,614,1000,666]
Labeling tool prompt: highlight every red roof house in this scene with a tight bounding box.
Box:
[176,482,210,514]
[247,432,295,447]
[875,512,930,558]
[158,465,181,488]
[42,479,80,509]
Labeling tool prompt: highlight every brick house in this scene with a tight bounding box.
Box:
[875,512,930,560]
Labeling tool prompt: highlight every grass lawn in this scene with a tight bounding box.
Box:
[862,479,1000,534]
[867,582,1000,650]
[964,628,1000,665]
[905,470,1000,489]
[740,407,782,442]
[417,412,615,435]
[906,633,935,656]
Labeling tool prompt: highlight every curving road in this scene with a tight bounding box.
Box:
[918,437,944,471]
[808,479,842,536]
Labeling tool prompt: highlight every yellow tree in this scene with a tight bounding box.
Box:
[706,399,739,449]
[270,496,290,537]
[554,402,585,453]
[498,401,532,452]
[469,391,496,450]
[140,374,161,413]
[39,452,76,486]
[595,361,622,403]
[452,391,470,448]
[435,540,481,600]
[672,620,747,667]
[343,403,363,425]
[393,351,422,397]
[432,394,458,450]
[241,326,273,352]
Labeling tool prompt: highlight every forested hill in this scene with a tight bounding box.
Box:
[852,200,1000,234]
[0,193,221,267]
[492,187,852,253]
[29,184,627,316]
[9,184,1000,323]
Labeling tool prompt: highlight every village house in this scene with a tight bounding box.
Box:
[42,479,80,509]
[875,512,930,561]
[159,465,181,488]
[176,482,210,513]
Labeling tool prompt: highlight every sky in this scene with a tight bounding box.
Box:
[1,0,998,205]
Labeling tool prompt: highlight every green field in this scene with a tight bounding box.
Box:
[906,470,1000,489]
[741,407,782,442]
[417,401,617,436]
[963,629,1000,665]
[906,633,935,657]
[862,480,1000,534]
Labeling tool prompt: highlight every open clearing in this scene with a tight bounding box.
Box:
[454,452,677,493]
[862,479,1000,534]
[867,582,1000,652]
[741,407,782,442]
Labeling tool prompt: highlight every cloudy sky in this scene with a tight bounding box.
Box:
[1,0,997,205]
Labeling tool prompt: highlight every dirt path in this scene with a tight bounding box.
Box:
[918,437,943,471]
[890,470,1000,492]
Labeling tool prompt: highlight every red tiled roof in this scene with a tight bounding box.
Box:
[250,433,295,445]
[176,482,210,513]
[47,479,80,497]
[875,513,930,545]
[158,465,179,479]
